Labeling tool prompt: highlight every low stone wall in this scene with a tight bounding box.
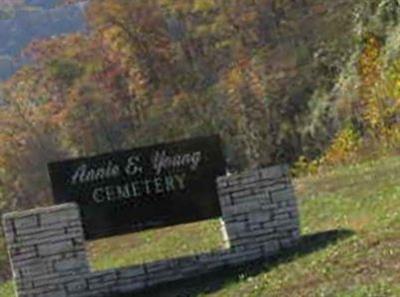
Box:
[2,165,300,297]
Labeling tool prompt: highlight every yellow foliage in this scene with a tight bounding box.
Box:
[358,34,388,133]
[291,156,320,177]
[292,126,362,176]
[194,0,215,12]
[320,126,362,166]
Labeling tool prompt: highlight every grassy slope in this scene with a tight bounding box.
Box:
[1,156,400,296]
[209,157,400,297]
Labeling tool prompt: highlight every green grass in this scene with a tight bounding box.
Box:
[87,218,224,270]
[2,156,400,296]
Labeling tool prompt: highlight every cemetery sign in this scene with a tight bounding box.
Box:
[48,135,226,239]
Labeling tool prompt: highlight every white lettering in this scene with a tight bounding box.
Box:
[143,180,152,195]
[125,155,143,176]
[91,174,188,204]
[105,186,117,201]
[130,182,141,197]
[174,174,186,190]
[70,162,120,184]
[164,176,175,192]
[154,178,164,194]
[116,184,131,199]
[152,150,202,174]
[93,188,105,203]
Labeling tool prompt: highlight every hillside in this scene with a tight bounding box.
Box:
[2,0,399,223]
[1,155,400,296]
[0,0,86,80]
[0,0,355,82]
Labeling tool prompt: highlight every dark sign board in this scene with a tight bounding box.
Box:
[48,135,226,240]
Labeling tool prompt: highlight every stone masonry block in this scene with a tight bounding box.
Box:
[266,182,289,194]
[87,270,117,285]
[53,257,89,273]
[232,189,253,199]
[118,266,146,279]
[40,208,80,227]
[65,279,88,293]
[13,231,80,247]
[9,246,36,258]
[249,211,272,224]
[233,193,267,205]
[3,204,78,221]
[18,260,54,278]
[218,194,232,206]
[32,273,82,288]
[262,240,280,255]
[14,216,39,231]
[38,240,74,256]
[37,290,67,297]
[271,187,295,202]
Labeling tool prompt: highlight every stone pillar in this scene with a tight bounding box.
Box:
[217,164,300,256]
[2,203,90,297]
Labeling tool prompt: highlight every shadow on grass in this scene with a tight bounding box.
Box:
[119,229,354,297]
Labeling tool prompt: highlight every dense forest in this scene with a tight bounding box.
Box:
[1,0,400,211]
